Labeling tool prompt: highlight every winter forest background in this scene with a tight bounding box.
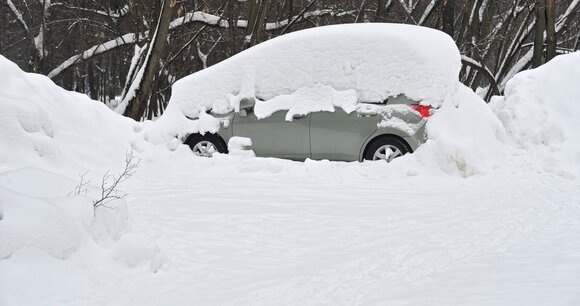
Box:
[1,0,579,120]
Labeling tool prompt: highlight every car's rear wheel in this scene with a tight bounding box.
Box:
[185,133,228,157]
[365,136,411,162]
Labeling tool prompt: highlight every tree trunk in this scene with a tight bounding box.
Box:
[288,0,294,21]
[544,0,557,62]
[532,0,546,68]
[124,0,175,120]
[376,0,384,21]
[442,0,455,38]
[228,0,237,54]
[88,63,98,100]
[244,0,264,49]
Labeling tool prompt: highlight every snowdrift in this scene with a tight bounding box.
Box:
[0,57,135,175]
[170,23,461,118]
[492,52,580,180]
[406,84,507,177]
[411,52,580,178]
[0,55,163,286]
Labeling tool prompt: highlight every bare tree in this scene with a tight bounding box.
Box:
[244,0,266,49]
[442,0,454,37]
[123,0,176,120]
[533,0,547,67]
[1,0,579,109]
[533,0,558,67]
[545,0,557,61]
[93,150,140,210]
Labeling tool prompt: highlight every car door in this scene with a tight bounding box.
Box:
[310,107,380,161]
[232,110,311,160]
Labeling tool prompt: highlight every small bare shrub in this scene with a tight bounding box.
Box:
[70,149,140,211]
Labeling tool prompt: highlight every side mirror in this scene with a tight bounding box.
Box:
[239,97,255,110]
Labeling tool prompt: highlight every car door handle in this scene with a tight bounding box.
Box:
[293,114,307,120]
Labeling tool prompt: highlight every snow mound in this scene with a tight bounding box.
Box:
[0,56,162,270]
[0,56,135,175]
[491,52,580,179]
[391,84,508,177]
[0,185,82,260]
[170,23,460,118]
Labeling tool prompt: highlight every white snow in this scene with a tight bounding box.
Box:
[48,33,141,79]
[1,49,580,306]
[0,57,135,174]
[492,52,580,180]
[227,137,255,157]
[169,11,230,29]
[253,84,358,121]
[0,55,164,305]
[170,23,460,119]
[413,84,507,176]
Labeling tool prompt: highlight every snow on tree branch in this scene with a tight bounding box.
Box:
[4,0,28,31]
[48,33,141,78]
[47,8,349,79]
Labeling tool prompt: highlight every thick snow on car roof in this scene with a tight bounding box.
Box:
[170,23,461,118]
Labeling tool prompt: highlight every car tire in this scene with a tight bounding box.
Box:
[364,136,411,162]
[185,133,228,157]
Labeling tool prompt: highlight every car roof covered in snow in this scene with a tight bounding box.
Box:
[169,23,461,118]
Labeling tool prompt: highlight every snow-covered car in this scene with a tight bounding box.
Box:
[165,23,461,161]
[185,95,431,162]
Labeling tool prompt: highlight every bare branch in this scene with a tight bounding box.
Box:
[93,149,140,210]
[69,170,91,197]
[461,55,500,99]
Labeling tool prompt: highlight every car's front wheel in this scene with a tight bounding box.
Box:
[365,136,411,162]
[185,133,228,157]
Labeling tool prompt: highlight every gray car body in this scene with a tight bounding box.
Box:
[189,95,428,162]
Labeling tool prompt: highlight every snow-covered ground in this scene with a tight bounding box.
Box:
[113,151,580,306]
[1,48,580,305]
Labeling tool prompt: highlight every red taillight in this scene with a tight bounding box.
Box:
[411,104,432,118]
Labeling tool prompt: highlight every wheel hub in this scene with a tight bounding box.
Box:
[372,145,403,162]
[192,141,218,157]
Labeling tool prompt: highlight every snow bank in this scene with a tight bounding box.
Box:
[387,84,507,177]
[409,52,580,179]
[170,23,460,119]
[0,57,135,175]
[0,56,162,275]
[491,52,580,179]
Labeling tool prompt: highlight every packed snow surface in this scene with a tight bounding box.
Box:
[1,49,580,306]
[170,23,461,119]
